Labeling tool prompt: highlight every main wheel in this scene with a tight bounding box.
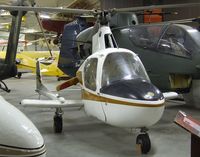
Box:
[53,115,63,133]
[136,133,151,154]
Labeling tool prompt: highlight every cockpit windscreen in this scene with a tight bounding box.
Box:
[102,52,150,87]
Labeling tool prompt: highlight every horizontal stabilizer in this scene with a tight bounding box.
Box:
[163,92,178,99]
[56,77,79,91]
[21,99,83,108]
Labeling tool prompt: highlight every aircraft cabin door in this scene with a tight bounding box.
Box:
[83,58,106,122]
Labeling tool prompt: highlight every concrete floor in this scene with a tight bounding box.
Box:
[1,73,199,157]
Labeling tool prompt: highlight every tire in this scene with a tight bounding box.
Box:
[136,133,151,154]
[54,115,63,133]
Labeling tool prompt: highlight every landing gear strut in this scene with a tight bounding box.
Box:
[136,128,151,154]
[53,108,63,133]
[17,72,22,79]
[0,80,11,93]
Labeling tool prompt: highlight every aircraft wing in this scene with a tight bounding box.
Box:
[163,92,178,100]
[21,99,83,108]
[21,60,82,108]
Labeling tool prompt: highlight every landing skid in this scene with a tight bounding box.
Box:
[0,80,11,93]
[136,128,151,154]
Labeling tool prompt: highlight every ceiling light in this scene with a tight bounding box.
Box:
[39,14,50,19]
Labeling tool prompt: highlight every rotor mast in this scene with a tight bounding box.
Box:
[92,11,118,53]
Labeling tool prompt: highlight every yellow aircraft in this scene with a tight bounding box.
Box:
[0,51,66,79]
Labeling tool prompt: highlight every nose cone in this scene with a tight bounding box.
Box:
[0,96,44,149]
[100,78,164,101]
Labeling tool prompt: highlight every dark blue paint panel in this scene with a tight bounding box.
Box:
[100,78,164,101]
[58,17,88,77]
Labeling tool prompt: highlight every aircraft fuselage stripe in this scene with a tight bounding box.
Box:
[0,144,46,156]
[82,90,164,107]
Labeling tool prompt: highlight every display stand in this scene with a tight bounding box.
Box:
[174,111,200,157]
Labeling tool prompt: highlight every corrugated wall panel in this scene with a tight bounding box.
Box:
[100,0,143,9]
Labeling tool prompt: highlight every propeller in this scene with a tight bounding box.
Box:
[56,77,79,91]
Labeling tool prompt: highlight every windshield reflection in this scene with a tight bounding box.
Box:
[102,52,150,87]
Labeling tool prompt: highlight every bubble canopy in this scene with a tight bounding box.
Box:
[101,52,150,88]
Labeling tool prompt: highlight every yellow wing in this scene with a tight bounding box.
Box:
[0,51,67,78]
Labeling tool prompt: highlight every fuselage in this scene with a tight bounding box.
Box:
[77,48,165,128]
[0,96,46,157]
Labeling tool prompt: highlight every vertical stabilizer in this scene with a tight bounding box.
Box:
[36,60,59,100]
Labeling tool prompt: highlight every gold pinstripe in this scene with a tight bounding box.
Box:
[82,90,164,107]
[0,144,46,156]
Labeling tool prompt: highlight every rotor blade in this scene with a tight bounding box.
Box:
[131,17,200,26]
[0,5,95,15]
[155,17,200,24]
[112,3,200,13]
[136,11,178,16]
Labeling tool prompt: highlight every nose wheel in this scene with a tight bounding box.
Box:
[53,108,63,133]
[136,129,151,154]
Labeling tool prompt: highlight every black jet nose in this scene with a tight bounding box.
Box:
[100,78,164,101]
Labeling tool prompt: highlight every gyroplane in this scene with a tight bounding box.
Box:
[12,2,200,154]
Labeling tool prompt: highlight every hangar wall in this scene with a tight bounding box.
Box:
[100,0,143,9]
